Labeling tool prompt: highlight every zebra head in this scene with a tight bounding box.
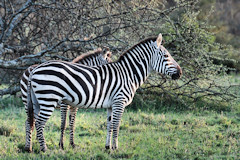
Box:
[101,46,112,63]
[92,47,112,66]
[151,33,182,80]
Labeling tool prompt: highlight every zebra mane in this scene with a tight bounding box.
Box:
[118,36,157,61]
[72,48,103,63]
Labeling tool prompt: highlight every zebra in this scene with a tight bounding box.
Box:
[26,33,182,152]
[21,48,112,152]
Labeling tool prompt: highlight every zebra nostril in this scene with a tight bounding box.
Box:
[171,74,179,80]
[171,66,182,80]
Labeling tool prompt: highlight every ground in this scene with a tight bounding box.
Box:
[0,99,239,159]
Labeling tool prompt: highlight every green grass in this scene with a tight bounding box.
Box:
[0,100,239,159]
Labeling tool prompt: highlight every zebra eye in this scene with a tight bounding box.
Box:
[164,54,168,58]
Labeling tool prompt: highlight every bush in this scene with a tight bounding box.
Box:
[0,0,238,108]
[138,2,239,107]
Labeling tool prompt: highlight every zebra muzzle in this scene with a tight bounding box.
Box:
[171,66,182,80]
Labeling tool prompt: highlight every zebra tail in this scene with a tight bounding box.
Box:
[27,79,34,129]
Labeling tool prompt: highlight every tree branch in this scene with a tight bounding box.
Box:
[0,85,20,96]
[3,0,34,41]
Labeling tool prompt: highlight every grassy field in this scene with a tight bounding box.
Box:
[0,96,239,160]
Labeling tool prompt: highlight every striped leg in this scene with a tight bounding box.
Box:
[59,104,69,150]
[25,111,35,152]
[35,107,54,152]
[105,108,113,149]
[69,106,78,148]
[112,105,125,150]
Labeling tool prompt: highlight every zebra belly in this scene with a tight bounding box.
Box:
[66,97,112,109]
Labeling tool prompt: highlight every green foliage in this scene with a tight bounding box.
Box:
[197,0,240,70]
[0,95,24,109]
[138,1,240,106]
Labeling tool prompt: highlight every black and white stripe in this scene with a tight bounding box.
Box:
[26,33,182,151]
[22,48,112,152]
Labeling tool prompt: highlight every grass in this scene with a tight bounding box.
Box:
[0,98,239,160]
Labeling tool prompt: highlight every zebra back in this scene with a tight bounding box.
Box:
[72,47,112,66]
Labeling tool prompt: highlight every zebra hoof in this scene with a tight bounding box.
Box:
[105,146,110,150]
[112,146,118,150]
[40,146,47,152]
[24,147,32,153]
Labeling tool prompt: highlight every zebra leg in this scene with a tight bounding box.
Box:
[25,110,35,152]
[69,106,78,148]
[105,108,113,150]
[112,105,125,150]
[59,104,69,150]
[35,107,54,152]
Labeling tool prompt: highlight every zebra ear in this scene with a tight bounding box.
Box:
[102,46,110,52]
[96,47,103,52]
[156,33,162,48]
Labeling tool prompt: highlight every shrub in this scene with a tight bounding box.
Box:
[138,1,239,107]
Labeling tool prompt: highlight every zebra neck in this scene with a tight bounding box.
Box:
[117,47,152,89]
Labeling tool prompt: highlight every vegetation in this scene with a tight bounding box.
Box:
[0,96,239,159]
[0,0,239,159]
[197,0,240,72]
[1,0,239,105]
